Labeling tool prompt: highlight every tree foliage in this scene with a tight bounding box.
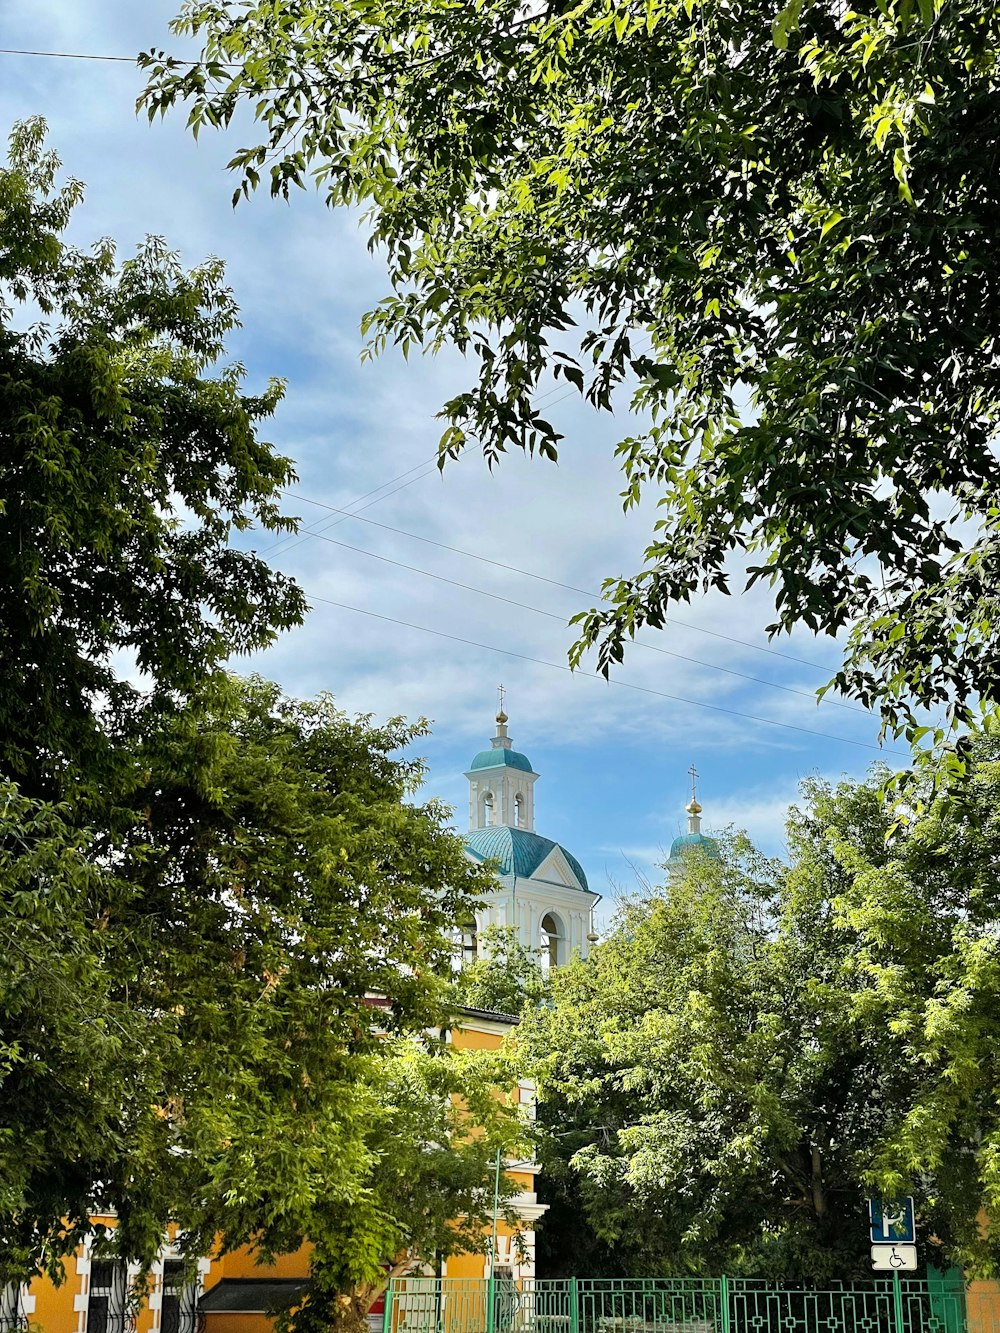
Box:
[0,124,520,1328]
[279,1042,525,1333]
[142,0,1000,741]
[1,674,515,1320]
[0,117,303,801]
[454,924,549,1018]
[519,760,1000,1279]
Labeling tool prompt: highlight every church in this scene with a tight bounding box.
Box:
[460,704,601,968]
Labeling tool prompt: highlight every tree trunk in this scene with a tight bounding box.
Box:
[811,1144,827,1218]
[277,1284,372,1333]
[329,1294,371,1333]
[286,1258,415,1332]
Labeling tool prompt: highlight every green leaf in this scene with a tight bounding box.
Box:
[820,209,844,238]
[772,0,804,50]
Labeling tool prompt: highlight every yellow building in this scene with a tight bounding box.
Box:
[2,1006,542,1333]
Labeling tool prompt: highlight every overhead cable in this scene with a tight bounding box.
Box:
[0,46,230,66]
[284,491,840,676]
[302,529,869,715]
[305,592,901,755]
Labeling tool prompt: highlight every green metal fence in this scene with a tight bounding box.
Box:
[576,1277,724,1333]
[383,1276,968,1333]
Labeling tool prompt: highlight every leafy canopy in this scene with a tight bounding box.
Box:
[0,117,303,800]
[520,758,1000,1279]
[1,675,513,1314]
[142,0,1000,743]
[0,123,520,1328]
[455,924,549,1018]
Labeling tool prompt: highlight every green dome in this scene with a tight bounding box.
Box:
[464,826,588,891]
[668,831,719,863]
[468,748,535,774]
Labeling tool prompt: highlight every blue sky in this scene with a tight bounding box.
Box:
[0,2,906,920]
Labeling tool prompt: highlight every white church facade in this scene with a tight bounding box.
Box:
[460,706,600,967]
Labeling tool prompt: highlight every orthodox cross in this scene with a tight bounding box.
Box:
[688,763,699,803]
[497,683,506,714]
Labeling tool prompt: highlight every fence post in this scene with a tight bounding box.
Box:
[382,1281,394,1333]
[892,1272,905,1333]
[569,1277,579,1333]
[720,1275,731,1333]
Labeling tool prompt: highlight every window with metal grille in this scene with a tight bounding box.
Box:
[160,1261,198,1333]
[0,1284,25,1333]
[87,1260,128,1333]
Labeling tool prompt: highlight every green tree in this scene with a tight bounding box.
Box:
[520,779,1000,1280]
[794,732,1000,1277]
[279,1042,525,1333]
[455,924,548,1018]
[142,0,1000,742]
[1,675,519,1327]
[523,834,863,1279]
[0,117,303,801]
[0,781,151,1287]
[0,120,526,1327]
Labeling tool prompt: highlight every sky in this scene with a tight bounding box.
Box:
[0,2,907,920]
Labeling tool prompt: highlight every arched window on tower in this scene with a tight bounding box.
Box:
[514,793,524,828]
[540,912,563,970]
[481,791,494,826]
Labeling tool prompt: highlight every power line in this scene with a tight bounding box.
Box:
[0,47,138,63]
[283,491,841,676]
[0,14,542,78]
[305,591,902,755]
[269,360,611,558]
[265,457,444,558]
[0,46,235,67]
[302,528,869,715]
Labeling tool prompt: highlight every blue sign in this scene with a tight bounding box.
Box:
[869,1197,915,1245]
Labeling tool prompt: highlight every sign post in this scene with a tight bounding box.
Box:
[868,1197,917,1333]
[893,1269,906,1333]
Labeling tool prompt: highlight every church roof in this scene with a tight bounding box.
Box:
[468,747,535,774]
[668,831,720,862]
[464,826,589,891]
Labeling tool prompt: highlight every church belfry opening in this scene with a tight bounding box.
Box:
[540,912,563,969]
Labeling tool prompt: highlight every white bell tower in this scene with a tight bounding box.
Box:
[462,690,600,968]
[466,691,539,832]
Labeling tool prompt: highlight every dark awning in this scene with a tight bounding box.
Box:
[199,1279,307,1314]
